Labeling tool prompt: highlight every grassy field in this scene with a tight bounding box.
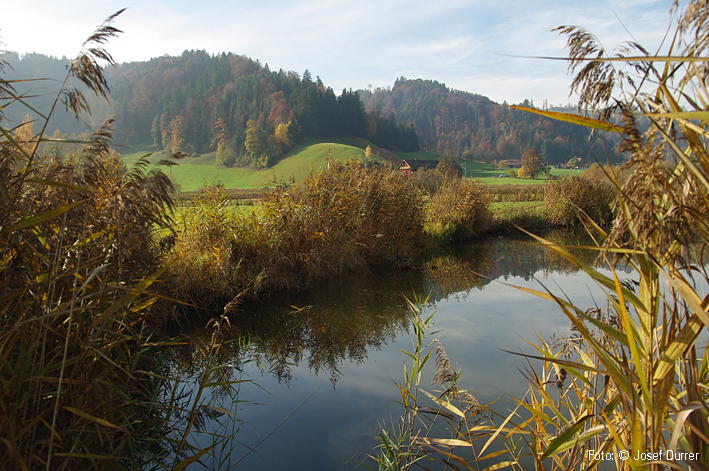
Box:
[396,150,442,161]
[118,139,390,191]
[458,160,583,184]
[118,141,584,191]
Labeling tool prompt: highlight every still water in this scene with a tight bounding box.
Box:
[174,230,624,470]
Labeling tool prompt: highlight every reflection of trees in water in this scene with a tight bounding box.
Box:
[424,229,602,303]
[232,270,426,384]
[170,230,626,387]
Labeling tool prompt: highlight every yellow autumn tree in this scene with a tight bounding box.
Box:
[14,115,35,156]
[274,123,291,147]
[365,145,372,158]
[169,114,186,154]
[521,147,543,179]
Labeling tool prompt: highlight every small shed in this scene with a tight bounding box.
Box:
[500,159,523,169]
[398,159,440,175]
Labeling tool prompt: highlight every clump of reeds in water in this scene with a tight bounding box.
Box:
[544,174,615,226]
[170,158,424,305]
[424,178,491,243]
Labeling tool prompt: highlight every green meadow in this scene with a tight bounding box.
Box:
[119,139,393,191]
[119,140,584,191]
[457,160,583,184]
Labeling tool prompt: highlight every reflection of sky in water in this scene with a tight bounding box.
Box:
[186,237,642,470]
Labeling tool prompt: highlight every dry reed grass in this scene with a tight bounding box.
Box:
[170,158,424,306]
[488,184,545,203]
[378,2,709,470]
[424,179,491,243]
[0,13,246,470]
[544,175,615,226]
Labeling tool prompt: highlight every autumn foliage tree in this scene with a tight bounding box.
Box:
[245,119,268,167]
[14,114,35,156]
[168,114,187,153]
[521,147,544,179]
[215,116,236,166]
[436,153,462,178]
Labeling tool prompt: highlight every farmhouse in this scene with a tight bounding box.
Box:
[499,159,523,169]
[398,159,440,175]
[398,159,464,176]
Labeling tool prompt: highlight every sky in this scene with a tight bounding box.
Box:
[2,0,676,106]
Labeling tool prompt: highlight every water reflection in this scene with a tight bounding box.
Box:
[188,229,603,387]
[168,230,629,470]
[175,229,606,387]
[234,270,423,384]
[425,228,602,302]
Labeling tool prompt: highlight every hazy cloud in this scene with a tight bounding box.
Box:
[1,0,675,105]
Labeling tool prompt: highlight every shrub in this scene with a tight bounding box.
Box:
[169,181,246,307]
[581,161,631,186]
[424,178,491,243]
[544,175,615,226]
[171,159,424,301]
[254,158,423,273]
[412,167,445,193]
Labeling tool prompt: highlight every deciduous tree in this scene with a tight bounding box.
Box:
[521,147,543,179]
[245,119,267,166]
[169,114,187,154]
[437,154,462,178]
[14,115,35,156]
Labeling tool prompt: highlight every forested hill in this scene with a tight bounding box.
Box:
[359,78,611,165]
[2,51,613,168]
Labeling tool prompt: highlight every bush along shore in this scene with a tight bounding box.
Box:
[166,157,618,309]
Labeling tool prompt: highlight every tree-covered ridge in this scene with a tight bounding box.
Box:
[106,50,418,167]
[3,51,612,168]
[3,50,419,168]
[359,78,613,165]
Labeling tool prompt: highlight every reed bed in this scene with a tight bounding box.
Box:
[0,14,247,469]
[170,159,425,306]
[487,184,545,203]
[544,175,615,226]
[167,159,615,306]
[424,179,492,243]
[172,187,266,207]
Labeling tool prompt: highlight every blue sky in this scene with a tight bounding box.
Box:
[3,0,674,105]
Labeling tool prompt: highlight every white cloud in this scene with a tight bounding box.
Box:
[1,0,677,104]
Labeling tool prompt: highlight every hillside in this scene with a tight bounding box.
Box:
[359,78,613,165]
[3,51,617,170]
[120,139,390,191]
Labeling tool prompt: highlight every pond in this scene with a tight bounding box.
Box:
[170,229,627,470]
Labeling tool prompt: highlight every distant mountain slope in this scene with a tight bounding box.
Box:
[359,78,614,165]
[3,52,616,168]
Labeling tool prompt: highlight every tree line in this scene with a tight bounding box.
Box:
[3,51,615,168]
[359,78,615,166]
[106,51,419,167]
